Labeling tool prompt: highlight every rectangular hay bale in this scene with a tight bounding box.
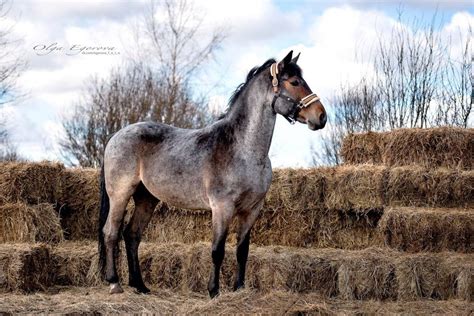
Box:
[0,244,51,292]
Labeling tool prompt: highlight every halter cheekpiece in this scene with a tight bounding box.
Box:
[270,62,320,124]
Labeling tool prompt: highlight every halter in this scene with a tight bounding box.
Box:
[270,62,320,124]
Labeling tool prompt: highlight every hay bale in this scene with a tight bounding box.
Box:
[0,243,51,292]
[379,207,473,253]
[0,203,63,243]
[50,241,101,286]
[46,242,473,300]
[0,161,64,204]
[325,165,386,210]
[336,248,397,300]
[341,127,474,169]
[58,168,100,240]
[386,167,473,207]
[395,252,474,301]
[341,131,384,165]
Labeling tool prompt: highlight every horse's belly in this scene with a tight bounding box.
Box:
[142,176,210,210]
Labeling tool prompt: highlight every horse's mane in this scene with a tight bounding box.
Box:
[218,58,276,119]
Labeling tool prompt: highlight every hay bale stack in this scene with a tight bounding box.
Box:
[0,161,64,204]
[0,243,51,292]
[0,203,63,243]
[386,167,473,207]
[379,207,473,253]
[340,132,385,165]
[46,242,472,300]
[50,241,101,286]
[59,168,100,240]
[325,165,386,210]
[341,127,474,169]
[396,252,473,301]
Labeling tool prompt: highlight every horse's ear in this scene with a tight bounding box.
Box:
[291,52,300,64]
[282,50,293,66]
[278,50,293,73]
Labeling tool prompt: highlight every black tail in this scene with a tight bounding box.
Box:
[98,163,110,278]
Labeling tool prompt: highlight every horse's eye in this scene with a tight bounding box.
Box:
[290,80,299,86]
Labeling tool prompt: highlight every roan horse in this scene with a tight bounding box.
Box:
[98,51,327,297]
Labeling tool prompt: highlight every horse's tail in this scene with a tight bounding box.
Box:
[98,163,109,278]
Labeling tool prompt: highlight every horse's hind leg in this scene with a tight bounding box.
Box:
[103,185,136,294]
[124,183,158,293]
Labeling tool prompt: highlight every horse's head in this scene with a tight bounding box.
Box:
[269,50,327,130]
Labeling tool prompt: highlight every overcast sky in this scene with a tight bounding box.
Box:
[1,0,473,167]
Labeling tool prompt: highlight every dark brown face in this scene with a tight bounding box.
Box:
[282,75,327,130]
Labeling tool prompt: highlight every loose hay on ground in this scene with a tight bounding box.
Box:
[0,203,63,243]
[379,207,473,252]
[341,127,474,169]
[0,161,64,204]
[0,287,472,315]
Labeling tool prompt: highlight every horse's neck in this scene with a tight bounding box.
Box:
[226,79,276,162]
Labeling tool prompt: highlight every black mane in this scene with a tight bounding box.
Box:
[218,58,276,119]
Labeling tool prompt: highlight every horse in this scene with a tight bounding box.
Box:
[98,50,327,297]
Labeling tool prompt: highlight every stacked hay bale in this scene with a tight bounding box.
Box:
[0,162,64,243]
[0,126,472,311]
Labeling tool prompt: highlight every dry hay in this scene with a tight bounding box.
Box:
[0,203,63,243]
[0,161,64,204]
[386,166,474,207]
[40,242,473,301]
[379,207,473,253]
[341,127,474,169]
[0,243,51,292]
[325,164,386,210]
[340,131,385,165]
[0,287,472,315]
[58,168,100,240]
[396,252,473,301]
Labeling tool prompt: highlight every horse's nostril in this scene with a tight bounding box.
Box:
[320,112,327,125]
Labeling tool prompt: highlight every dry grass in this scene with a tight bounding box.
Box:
[58,168,100,240]
[341,127,474,169]
[386,167,474,207]
[0,287,472,315]
[379,207,473,253]
[325,164,387,210]
[0,203,63,243]
[0,161,64,204]
[0,244,51,292]
[3,241,466,301]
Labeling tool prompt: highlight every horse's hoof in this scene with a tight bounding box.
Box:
[209,288,219,299]
[109,283,124,294]
[134,285,151,294]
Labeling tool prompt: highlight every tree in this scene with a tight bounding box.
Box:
[61,0,225,167]
[313,13,472,166]
[0,0,26,161]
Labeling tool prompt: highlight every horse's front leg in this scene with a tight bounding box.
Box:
[234,200,263,291]
[208,202,234,298]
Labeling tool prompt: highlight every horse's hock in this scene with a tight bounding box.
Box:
[0,126,473,313]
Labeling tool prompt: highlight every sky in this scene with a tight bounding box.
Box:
[0,0,473,167]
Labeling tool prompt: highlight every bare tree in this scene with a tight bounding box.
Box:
[0,0,26,160]
[312,79,380,166]
[61,0,225,167]
[374,14,444,129]
[61,64,211,167]
[434,27,473,127]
